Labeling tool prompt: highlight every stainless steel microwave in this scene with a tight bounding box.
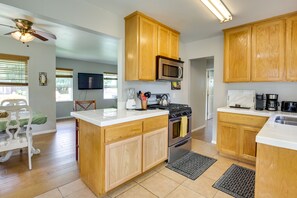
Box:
[157,56,184,81]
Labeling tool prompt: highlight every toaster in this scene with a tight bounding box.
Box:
[281,101,297,113]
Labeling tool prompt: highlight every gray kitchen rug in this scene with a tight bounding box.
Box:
[166,151,217,180]
[213,164,255,198]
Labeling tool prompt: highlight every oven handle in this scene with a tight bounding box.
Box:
[174,138,190,148]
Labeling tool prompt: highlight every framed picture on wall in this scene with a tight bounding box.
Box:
[171,81,181,90]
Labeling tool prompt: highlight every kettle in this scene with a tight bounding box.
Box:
[159,94,169,106]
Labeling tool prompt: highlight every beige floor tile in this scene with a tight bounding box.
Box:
[159,167,187,184]
[140,173,179,198]
[212,155,238,170]
[134,169,157,183]
[213,190,233,198]
[202,164,226,181]
[107,181,137,198]
[65,187,98,198]
[191,139,218,157]
[34,188,62,198]
[153,162,167,172]
[182,176,217,198]
[237,162,256,171]
[165,185,205,198]
[58,179,86,197]
[116,184,157,198]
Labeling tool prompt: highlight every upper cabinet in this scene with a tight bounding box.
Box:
[224,12,297,83]
[224,26,251,82]
[125,11,180,81]
[286,15,297,81]
[251,19,285,81]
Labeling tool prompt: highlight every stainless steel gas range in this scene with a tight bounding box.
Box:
[148,94,192,163]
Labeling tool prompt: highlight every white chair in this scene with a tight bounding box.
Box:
[1,99,28,106]
[0,105,34,169]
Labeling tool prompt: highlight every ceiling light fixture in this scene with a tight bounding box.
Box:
[201,0,232,23]
[11,31,35,43]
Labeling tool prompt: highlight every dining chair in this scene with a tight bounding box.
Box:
[73,100,96,161]
[0,105,34,169]
[1,99,28,106]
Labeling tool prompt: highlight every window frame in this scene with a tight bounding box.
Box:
[103,72,118,100]
[55,68,74,102]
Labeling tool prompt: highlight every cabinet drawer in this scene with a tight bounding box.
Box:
[105,121,142,143]
[143,115,168,133]
[218,112,268,128]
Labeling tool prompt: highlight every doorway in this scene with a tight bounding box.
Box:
[190,57,214,143]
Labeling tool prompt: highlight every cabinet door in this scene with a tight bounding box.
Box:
[139,16,158,80]
[105,135,142,191]
[157,26,170,57]
[170,31,179,60]
[239,126,260,162]
[224,26,251,82]
[143,127,168,171]
[217,122,239,156]
[286,15,297,81]
[251,20,285,81]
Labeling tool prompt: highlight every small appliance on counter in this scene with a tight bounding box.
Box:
[227,90,255,109]
[126,88,136,110]
[281,101,297,113]
[255,93,265,110]
[266,94,279,111]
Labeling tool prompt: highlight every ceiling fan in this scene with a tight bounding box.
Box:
[0,18,57,43]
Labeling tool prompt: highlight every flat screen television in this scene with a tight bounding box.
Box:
[78,73,103,90]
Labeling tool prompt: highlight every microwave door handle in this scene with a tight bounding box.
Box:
[178,67,183,78]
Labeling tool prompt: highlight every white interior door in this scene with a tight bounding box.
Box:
[206,69,214,120]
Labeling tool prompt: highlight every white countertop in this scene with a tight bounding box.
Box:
[70,108,169,127]
[218,107,297,151]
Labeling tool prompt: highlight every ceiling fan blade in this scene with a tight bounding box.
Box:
[34,30,57,39]
[4,31,17,35]
[30,32,48,41]
[0,24,17,29]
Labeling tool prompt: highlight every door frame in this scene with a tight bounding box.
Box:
[205,68,214,120]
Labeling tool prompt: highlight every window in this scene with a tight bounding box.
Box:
[0,54,29,103]
[56,68,73,102]
[103,72,117,99]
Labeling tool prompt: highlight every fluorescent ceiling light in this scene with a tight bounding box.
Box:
[201,0,232,23]
[11,31,35,43]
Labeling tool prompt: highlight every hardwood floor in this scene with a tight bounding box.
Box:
[192,119,213,143]
[0,119,79,198]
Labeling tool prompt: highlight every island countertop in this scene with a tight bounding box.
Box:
[70,108,169,127]
[218,106,297,151]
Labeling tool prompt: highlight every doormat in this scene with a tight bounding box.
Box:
[166,151,217,180]
[213,164,255,198]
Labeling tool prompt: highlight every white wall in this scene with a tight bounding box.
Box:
[190,58,214,130]
[0,37,56,134]
[56,57,117,118]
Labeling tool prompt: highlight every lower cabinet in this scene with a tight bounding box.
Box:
[217,112,268,163]
[143,128,168,171]
[105,135,142,191]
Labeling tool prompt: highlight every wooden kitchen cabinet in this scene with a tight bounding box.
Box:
[224,26,251,82]
[286,15,297,81]
[125,11,180,81]
[105,135,142,191]
[217,112,268,163]
[143,127,168,171]
[251,19,285,81]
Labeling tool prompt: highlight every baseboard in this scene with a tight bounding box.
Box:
[56,116,73,120]
[33,129,56,136]
[211,140,217,144]
[192,125,206,132]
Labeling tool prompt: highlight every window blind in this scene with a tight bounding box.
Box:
[56,68,73,78]
[103,72,117,88]
[0,54,29,86]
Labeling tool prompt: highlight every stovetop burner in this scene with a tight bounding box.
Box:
[148,103,192,118]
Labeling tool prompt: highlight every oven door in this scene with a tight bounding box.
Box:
[168,115,192,146]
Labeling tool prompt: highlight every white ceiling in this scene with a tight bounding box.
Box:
[0,0,297,64]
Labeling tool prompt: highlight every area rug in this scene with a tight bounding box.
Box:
[166,151,217,180]
[212,164,255,198]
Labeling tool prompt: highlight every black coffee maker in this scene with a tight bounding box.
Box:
[266,94,279,111]
[255,94,265,110]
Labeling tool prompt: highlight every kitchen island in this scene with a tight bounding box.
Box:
[71,108,169,196]
[217,107,297,197]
